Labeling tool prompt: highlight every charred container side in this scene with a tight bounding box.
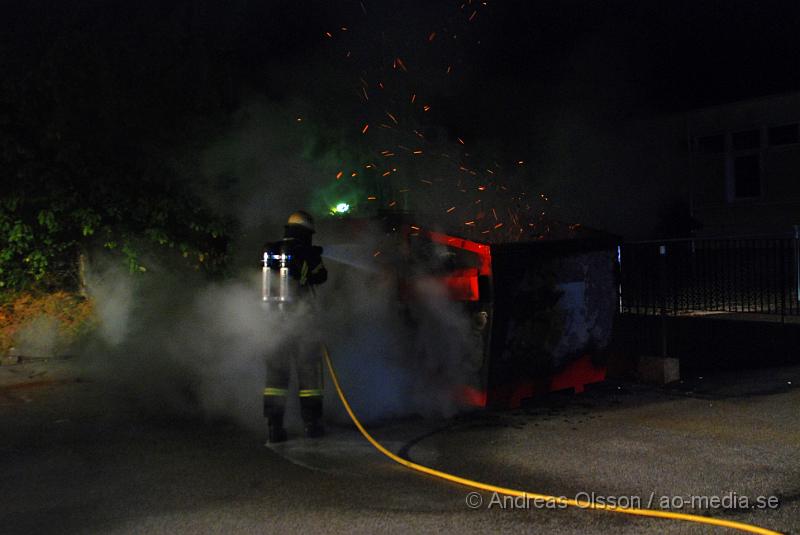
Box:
[477,236,619,408]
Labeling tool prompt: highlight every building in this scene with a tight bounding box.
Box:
[687,92,800,236]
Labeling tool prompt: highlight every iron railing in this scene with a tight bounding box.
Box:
[619,233,800,319]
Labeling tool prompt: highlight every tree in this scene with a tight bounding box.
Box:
[0,2,237,291]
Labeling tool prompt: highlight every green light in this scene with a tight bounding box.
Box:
[334,202,350,214]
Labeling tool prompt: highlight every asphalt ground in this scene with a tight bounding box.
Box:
[0,358,798,534]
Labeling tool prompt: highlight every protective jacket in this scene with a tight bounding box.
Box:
[262,239,327,292]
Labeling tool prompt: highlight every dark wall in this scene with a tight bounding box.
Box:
[611,314,800,373]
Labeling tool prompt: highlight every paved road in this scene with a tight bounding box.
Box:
[1,359,798,534]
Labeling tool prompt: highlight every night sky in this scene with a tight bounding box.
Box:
[7,1,799,134]
[4,0,800,238]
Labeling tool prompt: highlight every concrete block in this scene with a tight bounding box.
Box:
[638,356,680,384]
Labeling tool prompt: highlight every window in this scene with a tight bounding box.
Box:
[696,134,724,154]
[768,123,799,146]
[733,154,761,198]
[692,127,770,201]
[732,129,760,150]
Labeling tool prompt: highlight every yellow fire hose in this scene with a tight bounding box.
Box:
[321,344,782,535]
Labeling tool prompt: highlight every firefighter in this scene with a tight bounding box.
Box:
[262,210,328,443]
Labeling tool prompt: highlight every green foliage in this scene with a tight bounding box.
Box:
[0,176,234,291]
[0,2,239,291]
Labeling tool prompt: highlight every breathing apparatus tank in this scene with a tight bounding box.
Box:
[262,241,299,310]
[261,210,319,311]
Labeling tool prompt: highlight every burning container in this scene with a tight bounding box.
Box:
[321,214,619,410]
[401,226,618,409]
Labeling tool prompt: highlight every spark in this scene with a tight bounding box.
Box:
[367,196,377,201]
[382,170,392,176]
[361,123,369,134]
[410,225,420,231]
[410,93,416,103]
[324,31,333,38]
[420,179,433,185]
[395,57,408,71]
[296,117,302,122]
[517,160,524,165]
[386,112,398,124]
[469,10,478,22]
[388,200,397,207]
[457,137,465,145]
[446,65,452,74]
[428,31,437,42]
[336,171,343,180]
[373,250,381,257]
[494,223,504,229]
[464,220,475,226]
[446,206,456,213]
[413,150,423,155]
[351,172,358,177]
[423,104,431,112]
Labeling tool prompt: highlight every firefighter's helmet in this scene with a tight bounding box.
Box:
[286,210,315,233]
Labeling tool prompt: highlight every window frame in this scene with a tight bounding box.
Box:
[725,128,764,202]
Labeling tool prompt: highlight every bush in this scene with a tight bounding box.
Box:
[0,291,95,357]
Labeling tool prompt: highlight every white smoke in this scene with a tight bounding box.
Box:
[76,98,480,432]
[14,315,63,358]
[79,237,476,432]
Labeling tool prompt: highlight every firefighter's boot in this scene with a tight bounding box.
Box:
[304,420,324,438]
[267,414,288,444]
[300,395,324,438]
[264,386,288,444]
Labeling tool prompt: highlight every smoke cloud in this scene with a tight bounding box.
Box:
[72,3,629,433]
[79,225,477,432]
[14,316,63,359]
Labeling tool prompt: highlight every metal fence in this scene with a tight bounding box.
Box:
[619,234,800,318]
